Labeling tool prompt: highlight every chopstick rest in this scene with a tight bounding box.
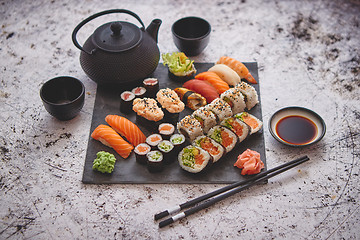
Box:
[155,155,309,228]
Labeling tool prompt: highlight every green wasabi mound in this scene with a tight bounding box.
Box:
[92,151,117,173]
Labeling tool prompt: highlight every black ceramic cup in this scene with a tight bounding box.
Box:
[40,76,85,121]
[171,16,211,56]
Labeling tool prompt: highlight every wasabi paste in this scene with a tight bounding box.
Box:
[92,151,116,173]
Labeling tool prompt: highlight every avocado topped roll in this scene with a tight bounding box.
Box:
[178,145,212,173]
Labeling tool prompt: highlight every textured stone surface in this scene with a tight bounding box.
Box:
[0,0,359,239]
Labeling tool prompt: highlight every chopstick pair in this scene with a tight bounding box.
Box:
[155,155,310,228]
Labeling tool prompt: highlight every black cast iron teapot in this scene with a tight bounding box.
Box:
[72,9,161,86]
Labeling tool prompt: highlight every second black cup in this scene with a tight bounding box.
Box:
[172,16,211,56]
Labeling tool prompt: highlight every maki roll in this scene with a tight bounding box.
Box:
[193,135,225,163]
[156,88,185,124]
[220,87,246,114]
[143,78,159,98]
[220,117,251,143]
[170,133,186,155]
[207,126,238,153]
[146,150,164,173]
[178,145,212,173]
[157,140,175,164]
[132,86,147,98]
[134,143,151,165]
[158,123,175,140]
[120,91,135,113]
[133,98,164,131]
[234,112,263,134]
[146,133,163,150]
[162,52,196,81]
[174,87,206,111]
[235,82,259,110]
[177,115,203,142]
[205,98,233,123]
[192,107,217,134]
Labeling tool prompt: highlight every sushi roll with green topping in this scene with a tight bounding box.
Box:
[178,145,212,173]
[157,140,175,164]
[170,133,186,155]
[234,112,263,135]
[146,150,164,173]
[193,135,225,163]
[162,52,197,81]
[220,117,251,143]
[207,126,238,153]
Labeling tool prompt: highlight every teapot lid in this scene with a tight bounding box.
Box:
[92,21,142,52]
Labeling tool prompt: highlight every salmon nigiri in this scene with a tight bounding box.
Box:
[195,71,230,94]
[105,115,146,147]
[91,124,134,159]
[217,56,257,84]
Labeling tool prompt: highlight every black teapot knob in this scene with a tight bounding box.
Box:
[111,22,122,36]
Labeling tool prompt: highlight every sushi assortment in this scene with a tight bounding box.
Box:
[91,55,263,176]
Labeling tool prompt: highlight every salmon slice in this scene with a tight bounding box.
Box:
[105,115,146,147]
[217,56,257,84]
[195,71,230,94]
[91,124,134,159]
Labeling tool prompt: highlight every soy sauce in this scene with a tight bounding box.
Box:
[276,115,317,145]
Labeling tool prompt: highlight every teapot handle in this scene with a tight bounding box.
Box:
[72,9,145,55]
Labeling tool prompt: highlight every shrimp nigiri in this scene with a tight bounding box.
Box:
[217,56,257,84]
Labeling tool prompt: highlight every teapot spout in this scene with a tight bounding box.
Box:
[146,19,162,43]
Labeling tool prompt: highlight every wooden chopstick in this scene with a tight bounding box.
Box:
[156,155,309,228]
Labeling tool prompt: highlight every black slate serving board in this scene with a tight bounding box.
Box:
[82,62,266,184]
